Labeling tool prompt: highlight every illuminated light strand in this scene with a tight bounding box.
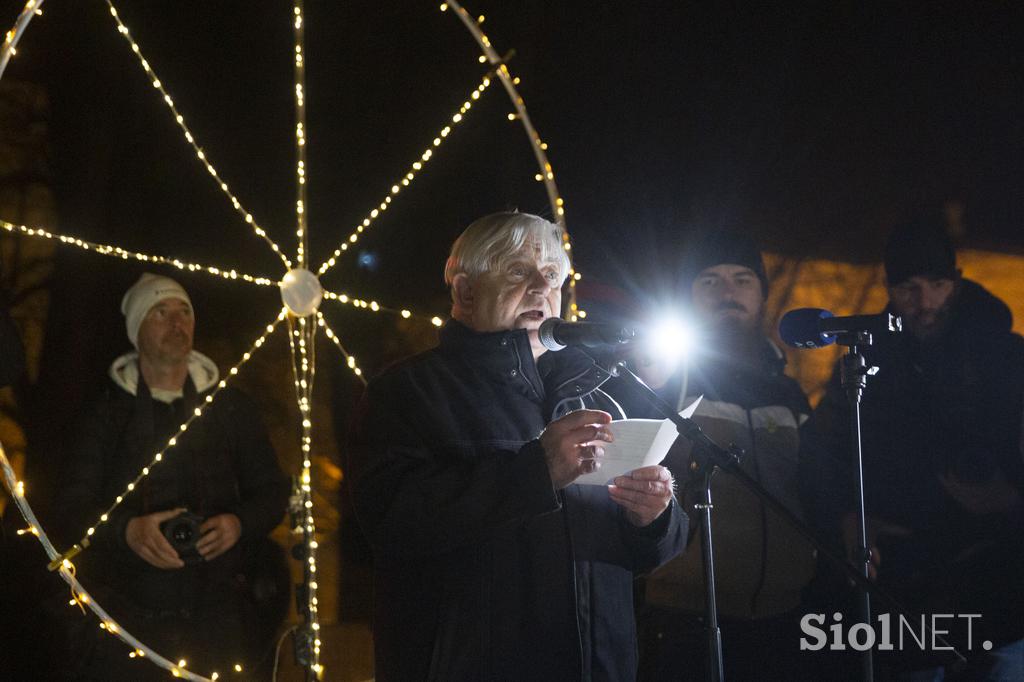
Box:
[443,0,565,222]
[315,73,495,277]
[102,0,292,269]
[285,318,319,659]
[441,0,578,308]
[285,315,321,676]
[293,1,309,270]
[0,219,277,287]
[567,267,585,321]
[57,310,288,561]
[319,288,444,326]
[298,317,321,678]
[569,298,588,321]
[0,1,45,80]
[64,562,90,615]
[315,312,367,386]
[0,445,213,681]
[284,320,305,422]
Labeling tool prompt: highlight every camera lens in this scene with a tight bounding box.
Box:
[172,523,193,544]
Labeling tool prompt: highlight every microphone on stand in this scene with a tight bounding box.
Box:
[778,308,902,349]
[538,317,638,351]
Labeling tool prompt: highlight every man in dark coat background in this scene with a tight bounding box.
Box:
[616,230,831,680]
[349,212,687,681]
[815,218,1024,680]
[52,273,289,680]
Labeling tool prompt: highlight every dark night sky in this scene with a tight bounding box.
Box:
[3,0,1022,377]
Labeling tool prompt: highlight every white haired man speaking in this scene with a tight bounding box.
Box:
[349,212,687,681]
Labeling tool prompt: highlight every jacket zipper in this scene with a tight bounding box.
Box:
[746,408,769,616]
[511,342,544,402]
[561,489,587,681]
[528,343,585,678]
[551,364,598,397]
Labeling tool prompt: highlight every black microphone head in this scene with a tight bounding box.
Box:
[779,308,836,349]
[538,317,566,351]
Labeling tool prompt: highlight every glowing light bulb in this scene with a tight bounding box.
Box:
[280,269,323,317]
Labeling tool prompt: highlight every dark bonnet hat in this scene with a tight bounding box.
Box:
[884,217,957,286]
[679,228,768,299]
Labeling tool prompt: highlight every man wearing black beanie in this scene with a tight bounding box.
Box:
[815,217,1024,679]
[619,228,829,680]
[883,217,961,340]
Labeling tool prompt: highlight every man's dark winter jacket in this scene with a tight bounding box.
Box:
[815,279,1024,651]
[348,320,687,682]
[55,351,288,615]
[613,338,824,619]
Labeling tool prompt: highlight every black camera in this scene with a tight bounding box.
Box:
[159,511,205,565]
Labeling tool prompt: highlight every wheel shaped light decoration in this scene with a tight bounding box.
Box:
[0,0,576,679]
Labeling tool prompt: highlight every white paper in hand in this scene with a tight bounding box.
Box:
[574,396,703,485]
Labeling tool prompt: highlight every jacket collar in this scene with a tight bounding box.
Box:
[537,346,613,408]
[438,319,612,410]
[668,335,789,408]
[109,350,220,396]
[438,319,533,366]
[691,335,786,379]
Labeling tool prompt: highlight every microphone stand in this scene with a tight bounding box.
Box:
[591,352,964,682]
[837,329,881,682]
[689,429,737,682]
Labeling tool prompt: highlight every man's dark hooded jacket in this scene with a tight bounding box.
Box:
[815,279,1024,653]
[55,351,288,618]
[349,320,687,681]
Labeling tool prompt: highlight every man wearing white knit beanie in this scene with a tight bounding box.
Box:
[119,273,196,393]
[50,272,289,678]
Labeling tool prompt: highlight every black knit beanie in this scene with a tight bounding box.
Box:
[884,218,957,286]
[679,228,768,299]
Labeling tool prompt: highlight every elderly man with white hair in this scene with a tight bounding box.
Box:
[53,273,288,680]
[349,212,687,681]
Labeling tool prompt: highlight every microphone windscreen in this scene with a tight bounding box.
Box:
[778,308,836,349]
[538,317,566,351]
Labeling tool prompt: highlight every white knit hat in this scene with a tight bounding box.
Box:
[121,273,192,347]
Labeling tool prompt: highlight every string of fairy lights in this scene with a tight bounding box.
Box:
[316,311,366,385]
[440,0,585,319]
[321,287,445,327]
[0,218,277,287]
[0,211,450,327]
[285,6,324,672]
[102,0,293,269]
[285,313,324,676]
[293,0,310,271]
[0,0,42,75]
[0,442,218,681]
[315,72,495,277]
[0,0,576,679]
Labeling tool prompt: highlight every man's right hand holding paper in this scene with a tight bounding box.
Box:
[540,409,615,489]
